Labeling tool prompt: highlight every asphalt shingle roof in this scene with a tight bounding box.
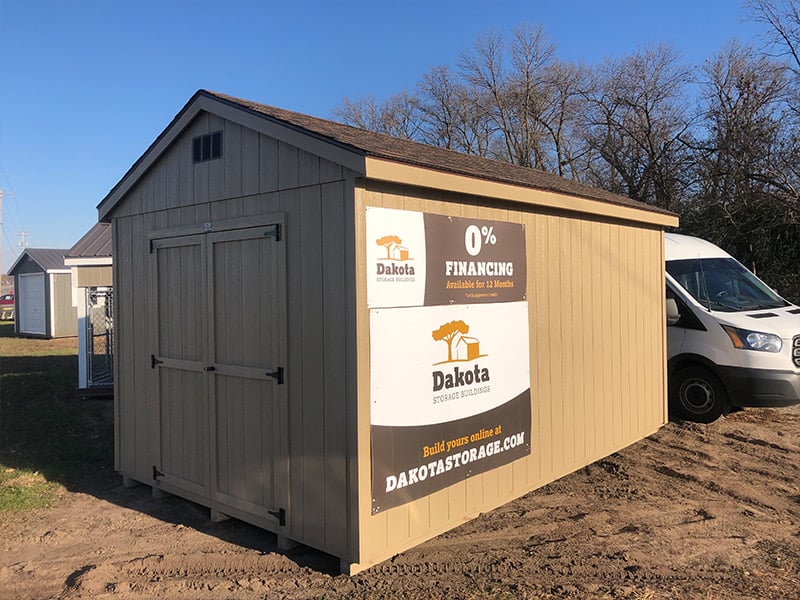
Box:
[207,90,675,218]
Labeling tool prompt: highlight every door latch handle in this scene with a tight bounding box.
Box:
[203,365,216,372]
[266,367,284,384]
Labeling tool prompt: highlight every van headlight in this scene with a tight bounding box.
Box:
[721,325,783,352]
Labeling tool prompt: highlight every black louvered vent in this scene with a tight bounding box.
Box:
[192,131,222,163]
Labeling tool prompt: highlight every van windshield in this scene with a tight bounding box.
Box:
[666,257,788,312]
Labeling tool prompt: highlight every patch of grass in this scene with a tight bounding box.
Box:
[0,468,61,511]
[0,333,114,512]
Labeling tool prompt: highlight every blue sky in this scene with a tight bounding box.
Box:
[0,0,765,273]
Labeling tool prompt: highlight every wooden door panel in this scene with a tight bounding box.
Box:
[152,236,209,496]
[209,226,286,519]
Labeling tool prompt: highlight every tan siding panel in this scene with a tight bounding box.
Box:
[355,183,668,570]
[75,266,113,288]
[52,273,78,337]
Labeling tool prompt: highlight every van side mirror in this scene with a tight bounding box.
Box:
[666,298,681,326]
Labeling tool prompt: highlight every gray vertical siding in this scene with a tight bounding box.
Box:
[112,112,356,559]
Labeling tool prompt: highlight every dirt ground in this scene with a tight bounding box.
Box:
[2,379,800,598]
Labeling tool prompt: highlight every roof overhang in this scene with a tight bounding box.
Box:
[363,157,680,228]
[97,91,367,222]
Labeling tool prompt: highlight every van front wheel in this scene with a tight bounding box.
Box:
[670,366,730,423]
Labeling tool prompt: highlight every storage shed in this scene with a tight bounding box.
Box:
[98,90,679,574]
[65,222,113,390]
[8,248,77,338]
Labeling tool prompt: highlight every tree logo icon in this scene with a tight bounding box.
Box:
[376,235,411,261]
[432,320,487,365]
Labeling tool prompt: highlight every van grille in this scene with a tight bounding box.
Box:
[794,335,800,368]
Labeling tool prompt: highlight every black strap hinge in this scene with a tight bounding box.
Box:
[268,507,286,526]
[152,465,165,480]
[151,355,163,369]
[264,224,282,242]
[266,367,284,384]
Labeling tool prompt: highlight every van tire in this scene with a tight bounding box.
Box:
[670,366,730,423]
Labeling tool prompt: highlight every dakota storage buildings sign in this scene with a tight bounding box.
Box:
[366,207,531,514]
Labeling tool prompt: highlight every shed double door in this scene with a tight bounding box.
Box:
[150,221,287,524]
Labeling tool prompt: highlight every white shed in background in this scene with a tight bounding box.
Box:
[8,248,76,338]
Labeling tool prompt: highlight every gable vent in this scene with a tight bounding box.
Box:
[192,131,222,163]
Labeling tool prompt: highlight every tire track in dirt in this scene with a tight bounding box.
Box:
[59,553,310,599]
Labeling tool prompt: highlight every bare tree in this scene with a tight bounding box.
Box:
[581,45,694,211]
[334,92,423,139]
[748,0,800,74]
[459,25,558,168]
[685,41,792,275]
[416,65,494,155]
[538,60,592,179]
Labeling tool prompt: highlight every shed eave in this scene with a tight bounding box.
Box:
[363,157,680,228]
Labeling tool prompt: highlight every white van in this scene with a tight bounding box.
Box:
[665,233,800,422]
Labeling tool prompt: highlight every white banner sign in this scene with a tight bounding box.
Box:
[370,302,530,427]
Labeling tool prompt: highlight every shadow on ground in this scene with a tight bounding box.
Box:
[0,348,340,575]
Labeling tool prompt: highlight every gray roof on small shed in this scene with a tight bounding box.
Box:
[98,89,677,222]
[8,248,70,275]
[66,222,112,259]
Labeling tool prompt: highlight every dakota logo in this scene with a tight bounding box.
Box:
[433,364,490,391]
[375,233,415,276]
[377,263,415,275]
[431,319,490,391]
[376,234,412,261]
